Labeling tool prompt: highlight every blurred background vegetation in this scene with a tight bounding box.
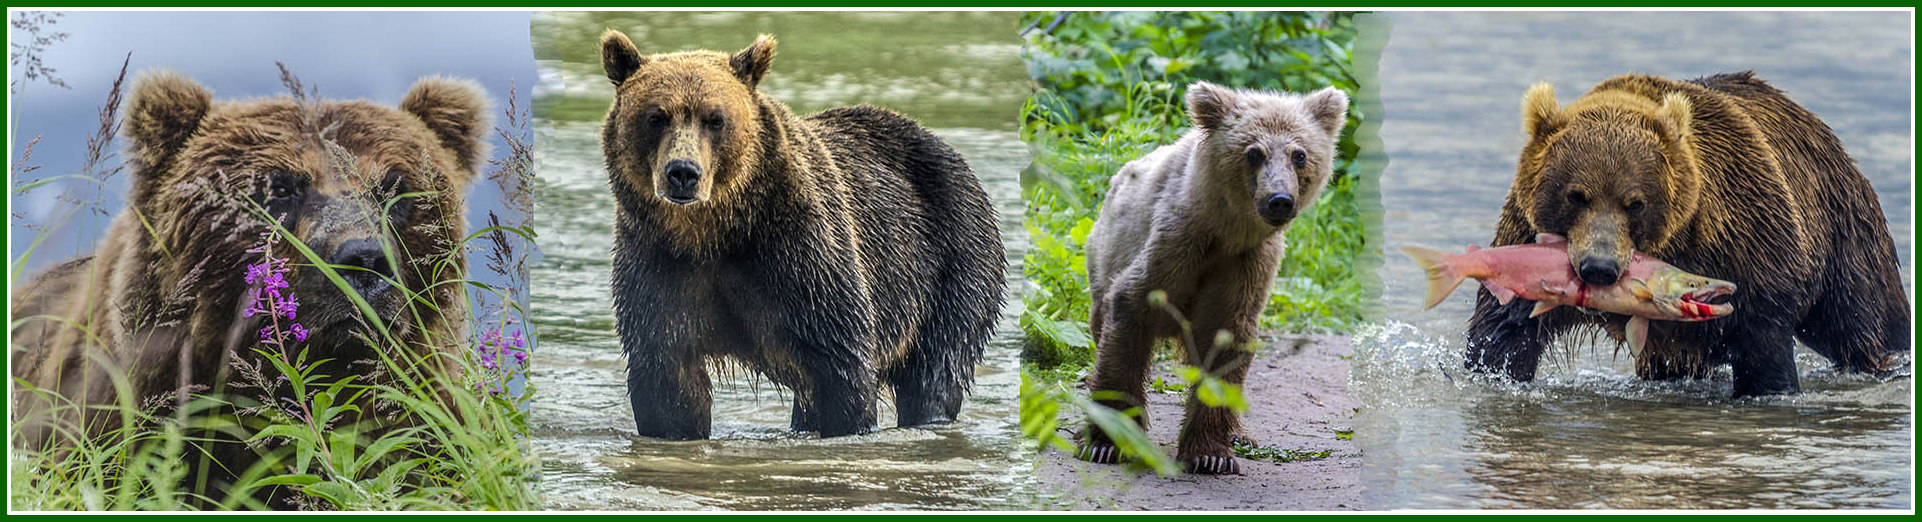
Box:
[1015,11,1365,471]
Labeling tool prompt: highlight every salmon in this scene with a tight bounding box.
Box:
[1401,233,1736,354]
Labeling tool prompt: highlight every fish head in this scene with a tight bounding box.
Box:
[1639,266,1737,320]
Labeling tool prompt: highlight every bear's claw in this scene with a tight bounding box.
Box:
[1074,443,1123,464]
[1183,454,1241,475]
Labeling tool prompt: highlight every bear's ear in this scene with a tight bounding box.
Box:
[601,29,644,86]
[1187,81,1236,132]
[1521,81,1564,138]
[402,76,491,180]
[1303,86,1350,138]
[1654,92,1692,142]
[730,34,777,88]
[124,70,212,174]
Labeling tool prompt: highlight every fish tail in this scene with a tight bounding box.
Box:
[1400,245,1466,310]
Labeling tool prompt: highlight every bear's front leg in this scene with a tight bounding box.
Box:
[614,245,714,440]
[624,340,713,440]
[786,289,880,437]
[1172,254,1271,475]
[799,349,880,437]
[1076,282,1157,465]
[1174,337,1254,475]
[756,233,883,438]
[1464,288,1559,381]
[1726,317,1800,397]
[624,334,714,440]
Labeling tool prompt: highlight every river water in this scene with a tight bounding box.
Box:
[526,12,1031,510]
[1358,12,1913,509]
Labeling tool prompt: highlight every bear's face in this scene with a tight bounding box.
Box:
[122,72,487,353]
[599,31,774,208]
[1187,82,1348,229]
[1517,83,1698,286]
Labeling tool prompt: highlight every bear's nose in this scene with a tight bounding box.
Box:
[1258,193,1296,226]
[331,238,394,298]
[1577,257,1621,286]
[662,160,701,204]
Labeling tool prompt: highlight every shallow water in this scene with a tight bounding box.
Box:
[527,12,1031,510]
[1359,12,1913,509]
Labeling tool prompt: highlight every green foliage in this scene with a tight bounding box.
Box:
[1016,11,1367,473]
[1232,440,1335,464]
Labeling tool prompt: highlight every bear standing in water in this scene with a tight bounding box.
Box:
[1078,82,1349,474]
[598,31,1005,439]
[1466,72,1910,396]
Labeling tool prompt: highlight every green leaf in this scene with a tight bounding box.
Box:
[251,474,323,487]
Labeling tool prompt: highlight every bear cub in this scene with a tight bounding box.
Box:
[599,31,1006,439]
[1079,82,1349,474]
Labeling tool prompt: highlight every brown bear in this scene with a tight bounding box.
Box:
[1466,71,1909,397]
[10,70,487,487]
[598,31,1005,439]
[1078,82,1350,474]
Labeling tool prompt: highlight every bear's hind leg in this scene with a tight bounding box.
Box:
[889,338,978,428]
[889,269,996,428]
[1796,260,1910,375]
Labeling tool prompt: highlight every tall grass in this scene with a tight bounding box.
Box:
[8,65,540,511]
[1015,11,1366,477]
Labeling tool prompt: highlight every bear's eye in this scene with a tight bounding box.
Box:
[704,114,725,131]
[1625,199,1645,212]
[645,109,669,128]
[1567,189,1589,207]
[1290,149,1308,169]
[380,170,415,221]
[266,173,304,202]
[1244,146,1265,166]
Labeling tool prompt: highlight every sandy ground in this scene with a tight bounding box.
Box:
[1034,334,1362,511]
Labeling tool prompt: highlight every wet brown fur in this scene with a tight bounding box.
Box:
[601,32,1004,439]
[1468,72,1909,396]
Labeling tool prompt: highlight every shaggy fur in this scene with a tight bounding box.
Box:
[1466,72,1909,397]
[1077,82,1348,474]
[11,71,487,490]
[600,31,1005,439]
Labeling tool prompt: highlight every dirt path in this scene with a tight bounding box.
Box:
[1034,334,1362,511]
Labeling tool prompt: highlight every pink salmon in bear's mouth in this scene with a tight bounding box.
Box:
[1400,232,1738,354]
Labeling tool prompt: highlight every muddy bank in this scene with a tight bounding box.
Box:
[1035,334,1362,511]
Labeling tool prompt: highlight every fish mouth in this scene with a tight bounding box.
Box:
[1677,282,1737,320]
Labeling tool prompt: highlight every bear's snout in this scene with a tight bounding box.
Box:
[662,159,702,204]
[1258,193,1296,226]
[1577,256,1621,286]
[331,237,396,298]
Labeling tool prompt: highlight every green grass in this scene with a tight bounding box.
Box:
[8,67,540,511]
[1015,11,1367,475]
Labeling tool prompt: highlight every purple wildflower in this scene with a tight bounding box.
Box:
[289,323,309,342]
